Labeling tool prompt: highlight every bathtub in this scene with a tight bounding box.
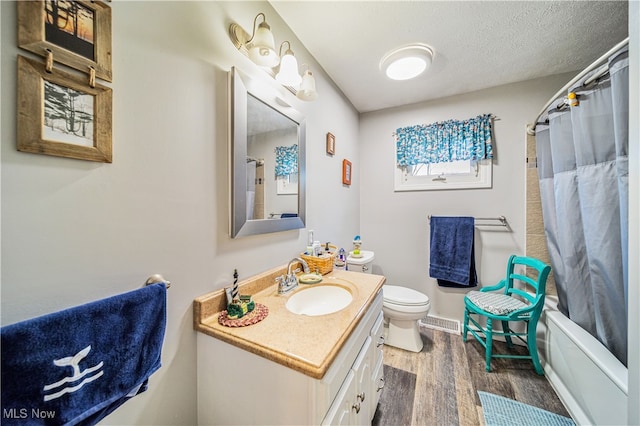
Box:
[539,297,628,425]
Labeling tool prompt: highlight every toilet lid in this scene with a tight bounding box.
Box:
[383,285,430,306]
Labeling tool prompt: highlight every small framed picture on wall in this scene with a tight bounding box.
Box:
[342,159,352,185]
[326,132,335,155]
[17,0,113,82]
[17,55,113,162]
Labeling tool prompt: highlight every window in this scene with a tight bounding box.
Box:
[393,114,494,191]
[394,158,492,191]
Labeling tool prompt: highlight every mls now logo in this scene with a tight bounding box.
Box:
[3,408,56,419]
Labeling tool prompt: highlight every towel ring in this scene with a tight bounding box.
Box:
[145,274,171,289]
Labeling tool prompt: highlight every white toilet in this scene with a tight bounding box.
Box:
[346,250,431,352]
[381,286,430,352]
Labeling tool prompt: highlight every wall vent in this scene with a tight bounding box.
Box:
[421,315,461,334]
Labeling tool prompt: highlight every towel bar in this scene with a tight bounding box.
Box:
[145,274,171,289]
[427,215,508,227]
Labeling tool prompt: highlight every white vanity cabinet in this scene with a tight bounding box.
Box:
[321,309,385,425]
[197,290,384,425]
[370,311,385,418]
[322,364,357,425]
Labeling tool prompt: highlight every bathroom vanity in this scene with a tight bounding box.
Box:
[194,267,385,425]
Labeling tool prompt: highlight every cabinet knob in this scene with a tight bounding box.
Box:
[352,402,361,414]
[377,335,385,347]
[377,377,385,392]
[357,392,365,402]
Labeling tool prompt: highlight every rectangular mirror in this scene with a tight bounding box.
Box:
[230,67,306,238]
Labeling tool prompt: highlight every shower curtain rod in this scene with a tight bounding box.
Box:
[527,37,629,136]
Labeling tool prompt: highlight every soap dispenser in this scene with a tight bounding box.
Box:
[351,235,363,258]
[334,248,346,270]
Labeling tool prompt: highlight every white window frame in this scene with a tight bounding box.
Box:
[394,158,492,191]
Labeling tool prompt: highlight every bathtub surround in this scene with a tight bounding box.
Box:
[525,132,557,296]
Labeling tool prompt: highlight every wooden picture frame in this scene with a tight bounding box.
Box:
[342,159,352,185]
[326,132,335,155]
[17,55,113,163]
[18,0,113,82]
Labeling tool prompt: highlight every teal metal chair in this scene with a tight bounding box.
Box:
[462,255,551,375]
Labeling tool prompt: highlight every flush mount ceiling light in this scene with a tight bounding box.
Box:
[229,13,318,101]
[380,44,434,81]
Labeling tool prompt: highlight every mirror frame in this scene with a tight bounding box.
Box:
[230,67,306,238]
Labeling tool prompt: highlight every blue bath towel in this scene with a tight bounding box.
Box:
[1,283,167,426]
[429,216,478,287]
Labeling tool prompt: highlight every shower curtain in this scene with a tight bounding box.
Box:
[535,46,628,366]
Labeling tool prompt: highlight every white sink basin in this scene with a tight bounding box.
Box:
[285,285,353,316]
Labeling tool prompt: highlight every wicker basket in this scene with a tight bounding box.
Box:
[301,252,335,275]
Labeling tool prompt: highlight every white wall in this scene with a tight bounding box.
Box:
[0,1,359,424]
[359,73,574,321]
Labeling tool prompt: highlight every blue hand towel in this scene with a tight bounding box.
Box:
[429,216,478,287]
[1,283,167,426]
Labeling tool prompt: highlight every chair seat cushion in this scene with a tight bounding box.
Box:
[466,291,529,316]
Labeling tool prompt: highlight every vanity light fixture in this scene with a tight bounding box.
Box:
[380,44,434,81]
[229,13,318,101]
[243,13,279,67]
[297,67,318,101]
[275,41,302,87]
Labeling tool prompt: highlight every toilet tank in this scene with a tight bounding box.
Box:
[346,250,375,274]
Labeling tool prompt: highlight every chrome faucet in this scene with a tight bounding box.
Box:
[277,257,310,294]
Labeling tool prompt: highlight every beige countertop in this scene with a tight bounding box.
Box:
[193,266,385,379]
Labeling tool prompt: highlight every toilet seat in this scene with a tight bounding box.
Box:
[383,285,430,306]
[383,300,430,314]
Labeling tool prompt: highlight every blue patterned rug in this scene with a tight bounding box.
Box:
[478,391,575,426]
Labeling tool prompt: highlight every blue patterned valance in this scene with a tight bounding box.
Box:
[275,144,298,177]
[395,114,493,166]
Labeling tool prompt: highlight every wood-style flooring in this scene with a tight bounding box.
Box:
[375,323,570,425]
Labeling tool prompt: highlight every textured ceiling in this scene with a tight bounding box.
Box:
[270,1,628,113]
